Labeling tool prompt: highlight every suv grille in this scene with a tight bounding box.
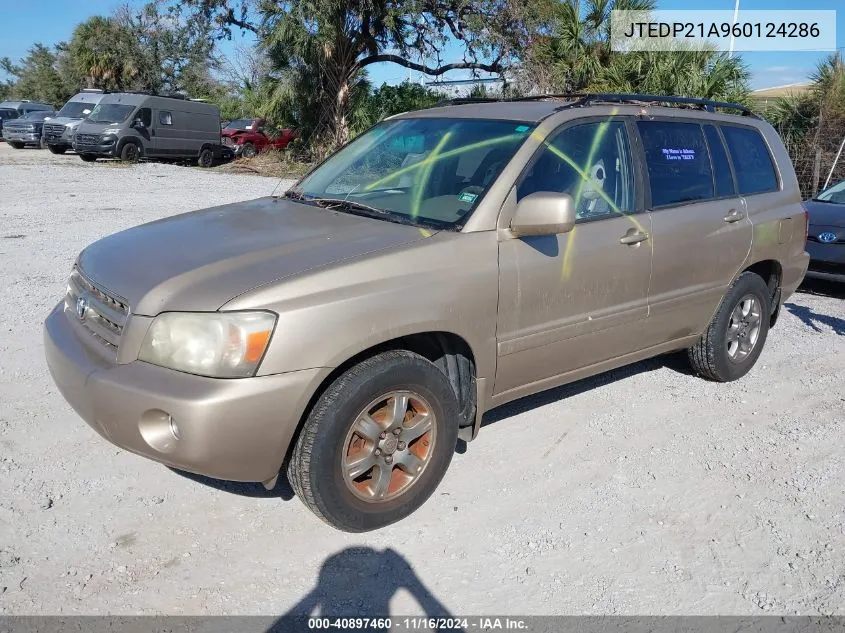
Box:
[44,123,66,136]
[65,268,129,350]
[75,133,100,145]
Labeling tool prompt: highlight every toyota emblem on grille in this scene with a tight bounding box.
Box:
[75,296,88,320]
[818,232,837,244]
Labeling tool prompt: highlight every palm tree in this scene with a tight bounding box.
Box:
[68,17,138,90]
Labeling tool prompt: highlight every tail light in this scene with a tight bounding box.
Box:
[801,202,810,239]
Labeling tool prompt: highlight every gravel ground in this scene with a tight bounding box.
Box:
[1,143,844,617]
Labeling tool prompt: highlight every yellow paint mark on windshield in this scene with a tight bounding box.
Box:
[411,132,452,220]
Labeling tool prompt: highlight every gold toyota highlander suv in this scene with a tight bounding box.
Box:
[44,94,810,532]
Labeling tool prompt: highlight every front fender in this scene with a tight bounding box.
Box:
[223,231,501,383]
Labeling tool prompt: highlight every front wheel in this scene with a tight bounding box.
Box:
[241,142,256,158]
[688,271,771,382]
[120,142,140,162]
[8,141,24,149]
[48,145,67,155]
[288,350,459,532]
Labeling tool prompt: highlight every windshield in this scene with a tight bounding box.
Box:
[815,180,845,204]
[225,119,256,130]
[57,101,96,119]
[292,118,535,228]
[0,109,18,120]
[21,111,53,121]
[87,103,135,124]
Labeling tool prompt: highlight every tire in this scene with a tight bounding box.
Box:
[688,271,771,382]
[198,147,214,168]
[48,145,67,155]
[8,141,23,149]
[241,142,256,158]
[79,154,97,162]
[288,350,459,532]
[119,142,140,162]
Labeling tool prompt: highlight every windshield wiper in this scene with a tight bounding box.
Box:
[305,197,421,227]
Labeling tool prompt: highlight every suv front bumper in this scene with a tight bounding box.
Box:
[4,130,41,143]
[72,138,117,157]
[44,302,322,483]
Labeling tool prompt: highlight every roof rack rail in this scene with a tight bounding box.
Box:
[429,97,500,108]
[428,92,756,117]
[548,93,756,116]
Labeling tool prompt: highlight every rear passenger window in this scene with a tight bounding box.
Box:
[637,121,713,207]
[159,111,173,126]
[704,125,736,198]
[721,126,778,195]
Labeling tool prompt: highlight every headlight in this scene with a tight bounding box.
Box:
[138,311,277,378]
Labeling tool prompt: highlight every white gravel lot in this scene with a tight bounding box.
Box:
[1,143,844,617]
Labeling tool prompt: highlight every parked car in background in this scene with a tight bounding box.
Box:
[804,180,845,283]
[221,117,296,157]
[44,94,809,532]
[42,89,106,154]
[0,100,54,140]
[2,110,56,148]
[73,92,229,166]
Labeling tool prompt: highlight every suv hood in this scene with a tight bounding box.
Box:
[77,197,432,315]
[805,199,845,228]
[47,116,84,127]
[76,120,121,134]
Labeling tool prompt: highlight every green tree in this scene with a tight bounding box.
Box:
[0,44,72,106]
[525,0,655,93]
[592,49,751,103]
[181,0,546,149]
[67,16,139,90]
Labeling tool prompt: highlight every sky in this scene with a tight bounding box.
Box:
[1,0,843,91]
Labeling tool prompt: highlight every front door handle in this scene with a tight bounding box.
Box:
[724,209,745,223]
[619,231,649,245]
[151,129,156,136]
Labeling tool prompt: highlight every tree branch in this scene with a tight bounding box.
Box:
[357,54,503,76]
[224,7,258,34]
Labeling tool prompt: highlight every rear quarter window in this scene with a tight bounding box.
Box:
[637,121,714,207]
[721,125,779,195]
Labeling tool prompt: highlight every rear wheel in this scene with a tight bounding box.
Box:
[198,147,214,168]
[288,350,459,532]
[48,145,67,155]
[688,271,771,382]
[79,154,97,162]
[8,141,23,149]
[119,142,140,162]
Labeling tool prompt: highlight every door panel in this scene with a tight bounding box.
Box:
[496,213,653,394]
[495,118,652,396]
[635,120,752,345]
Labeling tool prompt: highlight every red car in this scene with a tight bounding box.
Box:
[221,118,296,157]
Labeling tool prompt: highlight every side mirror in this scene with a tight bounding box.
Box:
[132,118,145,129]
[510,192,577,237]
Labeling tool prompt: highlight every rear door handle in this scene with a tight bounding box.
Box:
[724,209,745,223]
[619,231,649,245]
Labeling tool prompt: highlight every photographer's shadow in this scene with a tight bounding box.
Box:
[269,547,458,632]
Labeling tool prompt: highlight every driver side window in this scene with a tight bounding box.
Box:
[517,120,634,220]
[137,108,152,127]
